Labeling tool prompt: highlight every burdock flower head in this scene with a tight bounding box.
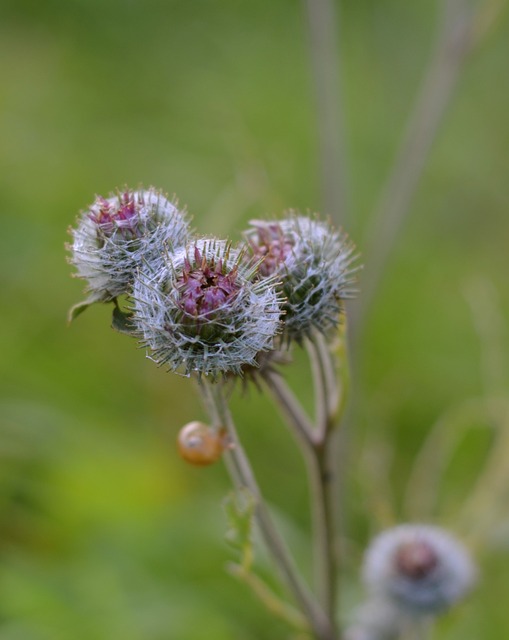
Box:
[68,187,190,309]
[362,524,476,616]
[244,214,358,340]
[133,238,282,378]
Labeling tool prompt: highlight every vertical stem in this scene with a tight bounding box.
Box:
[308,325,350,629]
[351,0,476,337]
[263,370,336,627]
[304,0,348,225]
[310,441,339,629]
[314,330,341,418]
[197,377,244,489]
[264,330,350,637]
[307,328,347,439]
[198,378,336,640]
[329,321,351,434]
[263,370,317,448]
[306,338,329,436]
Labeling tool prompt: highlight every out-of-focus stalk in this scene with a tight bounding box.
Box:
[304,0,349,226]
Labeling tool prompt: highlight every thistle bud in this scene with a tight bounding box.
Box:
[362,525,476,616]
[133,238,282,378]
[68,187,190,303]
[244,214,359,340]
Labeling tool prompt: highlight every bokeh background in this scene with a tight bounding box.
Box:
[1,0,509,638]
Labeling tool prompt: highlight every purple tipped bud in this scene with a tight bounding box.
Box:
[244,214,360,340]
[68,187,191,303]
[175,252,240,320]
[247,221,295,278]
[89,191,142,240]
[133,238,283,378]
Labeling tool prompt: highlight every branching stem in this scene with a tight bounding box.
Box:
[197,377,336,640]
[263,327,351,637]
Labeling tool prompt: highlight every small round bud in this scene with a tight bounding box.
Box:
[133,238,283,377]
[177,421,228,466]
[362,524,476,616]
[244,214,359,340]
[68,187,190,301]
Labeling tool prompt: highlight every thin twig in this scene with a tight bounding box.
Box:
[311,442,339,630]
[263,369,337,621]
[264,339,345,635]
[227,562,311,634]
[197,376,244,488]
[330,322,350,432]
[307,329,345,441]
[306,338,329,437]
[314,331,340,419]
[263,369,317,448]
[351,0,480,335]
[305,334,342,628]
[304,0,348,225]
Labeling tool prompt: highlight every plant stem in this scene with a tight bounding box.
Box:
[309,441,339,629]
[306,333,344,628]
[351,0,478,336]
[315,331,341,419]
[306,338,329,437]
[307,329,346,439]
[198,378,337,640]
[263,369,317,448]
[226,562,311,633]
[263,370,337,626]
[264,330,351,637]
[304,0,348,225]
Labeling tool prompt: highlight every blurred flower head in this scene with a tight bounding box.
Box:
[133,238,282,378]
[244,214,358,340]
[362,524,476,616]
[68,187,190,301]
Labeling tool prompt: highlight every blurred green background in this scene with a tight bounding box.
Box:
[1,0,509,638]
